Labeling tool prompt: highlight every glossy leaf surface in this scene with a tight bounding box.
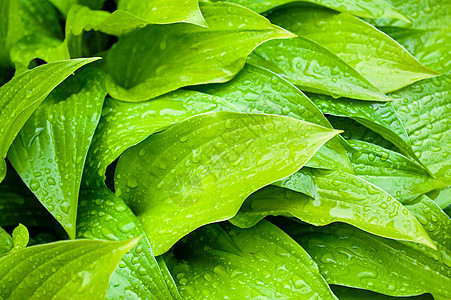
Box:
[232,169,436,248]
[165,220,337,299]
[269,7,438,92]
[10,223,29,252]
[115,112,340,255]
[0,238,139,299]
[348,140,447,202]
[248,37,389,101]
[0,58,98,183]
[8,68,106,238]
[105,2,295,102]
[84,90,237,187]
[0,227,12,255]
[77,187,178,299]
[198,63,352,172]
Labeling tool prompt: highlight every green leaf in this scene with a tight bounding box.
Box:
[0,237,140,299]
[105,2,295,102]
[10,223,28,252]
[269,7,438,93]
[427,187,451,209]
[248,37,390,101]
[115,112,341,255]
[348,140,447,202]
[197,63,352,172]
[165,220,337,299]
[0,227,13,255]
[382,27,451,74]
[231,169,436,249]
[330,285,433,299]
[77,187,179,299]
[84,90,237,187]
[7,68,106,238]
[390,74,451,182]
[274,168,317,198]
[207,0,408,21]
[287,221,450,299]
[117,0,206,26]
[307,92,420,164]
[0,58,99,184]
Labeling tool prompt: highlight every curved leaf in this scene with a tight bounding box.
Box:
[269,7,438,93]
[10,223,29,252]
[274,167,317,198]
[165,220,337,299]
[390,74,451,182]
[198,63,352,172]
[0,227,12,255]
[77,187,179,299]
[7,68,106,238]
[348,140,447,201]
[248,37,389,101]
[105,2,295,102]
[117,0,206,26]
[232,169,436,248]
[208,0,408,21]
[330,285,433,299]
[427,187,451,209]
[0,237,139,299]
[288,221,450,299]
[307,92,420,164]
[0,58,98,184]
[115,112,341,255]
[84,90,237,187]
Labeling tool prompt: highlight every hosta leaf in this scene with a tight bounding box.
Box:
[0,58,98,184]
[49,0,105,16]
[77,187,179,299]
[0,227,13,255]
[248,37,389,101]
[7,68,106,238]
[287,221,450,299]
[0,237,139,299]
[115,112,340,255]
[165,220,337,299]
[307,92,419,164]
[10,223,29,252]
[390,74,451,182]
[330,285,433,299]
[156,256,182,299]
[269,7,438,93]
[232,169,436,249]
[198,63,352,172]
[428,187,451,209]
[105,2,295,102]
[383,27,451,74]
[207,0,408,21]
[117,0,206,26]
[84,90,237,187]
[274,168,317,198]
[348,140,447,201]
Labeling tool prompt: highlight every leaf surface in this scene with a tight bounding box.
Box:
[84,90,237,187]
[232,169,436,248]
[77,187,179,299]
[0,227,12,255]
[165,220,337,299]
[269,7,438,92]
[105,2,295,102]
[115,112,340,255]
[198,63,352,172]
[348,140,447,202]
[10,223,29,252]
[0,237,139,299]
[0,58,98,183]
[7,68,106,238]
[248,37,389,101]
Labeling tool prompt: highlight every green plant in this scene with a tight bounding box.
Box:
[0,0,449,299]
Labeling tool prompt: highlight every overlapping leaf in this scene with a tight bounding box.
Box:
[269,7,438,93]
[105,2,295,102]
[0,237,139,299]
[115,112,340,255]
[0,58,98,183]
[248,37,389,101]
[198,63,352,172]
[232,169,436,248]
[7,68,106,238]
[165,220,337,299]
[348,140,447,201]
